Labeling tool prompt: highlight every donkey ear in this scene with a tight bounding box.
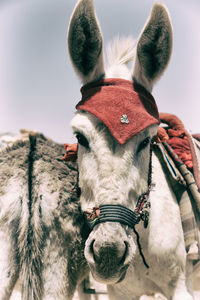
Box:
[68,0,105,84]
[133,3,173,91]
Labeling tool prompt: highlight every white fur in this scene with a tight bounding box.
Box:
[69,1,197,299]
[106,37,135,80]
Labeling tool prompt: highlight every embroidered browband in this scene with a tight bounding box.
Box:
[76,78,159,144]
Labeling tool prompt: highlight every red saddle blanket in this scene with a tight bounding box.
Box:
[157,113,200,192]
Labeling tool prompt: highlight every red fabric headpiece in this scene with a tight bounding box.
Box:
[76,78,159,144]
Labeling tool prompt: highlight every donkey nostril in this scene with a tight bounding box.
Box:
[120,241,129,264]
[89,239,98,262]
[89,239,95,253]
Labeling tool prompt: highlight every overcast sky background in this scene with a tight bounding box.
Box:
[0,0,200,143]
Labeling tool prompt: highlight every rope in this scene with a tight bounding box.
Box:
[133,227,149,269]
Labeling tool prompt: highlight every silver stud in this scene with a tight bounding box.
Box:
[120,114,129,124]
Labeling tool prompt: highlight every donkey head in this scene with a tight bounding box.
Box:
[68,0,172,284]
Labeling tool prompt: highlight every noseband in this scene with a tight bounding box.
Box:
[86,204,141,229]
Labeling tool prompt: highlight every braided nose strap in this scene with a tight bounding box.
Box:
[84,204,149,269]
[85,204,140,229]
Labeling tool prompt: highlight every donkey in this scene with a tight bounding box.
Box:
[0,132,90,300]
[68,0,198,299]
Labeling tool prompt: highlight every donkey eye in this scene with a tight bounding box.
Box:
[75,133,89,149]
[137,137,151,153]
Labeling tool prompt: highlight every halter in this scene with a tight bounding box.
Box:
[84,146,152,230]
[84,146,153,269]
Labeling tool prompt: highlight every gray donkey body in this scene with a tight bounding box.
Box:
[0,134,88,300]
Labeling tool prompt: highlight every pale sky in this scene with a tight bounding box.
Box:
[0,0,200,143]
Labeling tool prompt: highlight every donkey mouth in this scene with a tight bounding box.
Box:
[88,262,129,284]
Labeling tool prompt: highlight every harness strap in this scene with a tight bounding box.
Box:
[154,142,200,260]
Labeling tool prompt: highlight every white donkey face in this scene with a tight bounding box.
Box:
[71,112,157,212]
[68,0,172,283]
[71,112,157,283]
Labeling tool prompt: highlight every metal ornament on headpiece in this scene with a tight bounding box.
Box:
[76,78,160,144]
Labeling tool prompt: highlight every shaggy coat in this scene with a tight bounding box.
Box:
[0,134,88,300]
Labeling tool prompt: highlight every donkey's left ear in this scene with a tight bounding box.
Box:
[133,3,173,92]
[68,0,105,84]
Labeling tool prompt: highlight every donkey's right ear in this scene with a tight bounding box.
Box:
[68,0,105,84]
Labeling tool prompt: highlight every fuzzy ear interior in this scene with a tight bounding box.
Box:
[133,3,173,91]
[68,0,105,84]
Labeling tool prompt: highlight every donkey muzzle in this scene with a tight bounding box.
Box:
[84,222,135,283]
